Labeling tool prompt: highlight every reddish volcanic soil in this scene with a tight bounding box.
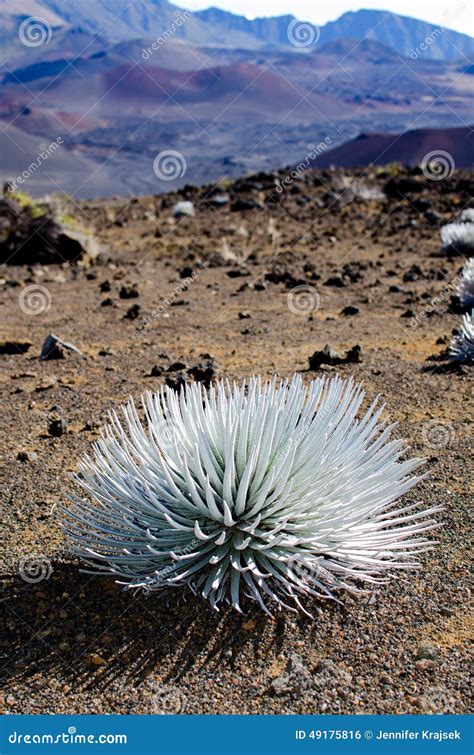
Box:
[0,165,472,715]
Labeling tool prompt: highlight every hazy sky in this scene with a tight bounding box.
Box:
[178,1,474,36]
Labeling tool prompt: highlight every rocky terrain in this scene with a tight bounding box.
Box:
[0,165,472,715]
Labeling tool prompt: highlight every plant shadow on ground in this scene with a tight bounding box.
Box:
[1,562,344,694]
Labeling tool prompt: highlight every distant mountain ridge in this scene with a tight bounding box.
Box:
[1,0,472,61]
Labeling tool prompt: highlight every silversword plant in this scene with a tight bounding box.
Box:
[457,258,474,311]
[460,208,474,223]
[449,312,474,363]
[441,222,474,255]
[63,376,439,613]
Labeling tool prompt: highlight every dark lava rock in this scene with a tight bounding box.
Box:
[17,450,38,462]
[124,304,140,320]
[187,359,218,387]
[231,198,260,212]
[309,344,362,370]
[384,177,423,198]
[167,361,187,372]
[401,309,416,318]
[0,196,102,265]
[40,334,82,360]
[341,306,359,316]
[99,280,111,292]
[324,275,347,288]
[0,340,31,355]
[165,372,190,391]
[424,210,441,225]
[48,418,67,437]
[119,285,139,299]
[403,264,424,282]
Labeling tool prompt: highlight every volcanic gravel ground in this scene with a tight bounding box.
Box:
[0,166,472,714]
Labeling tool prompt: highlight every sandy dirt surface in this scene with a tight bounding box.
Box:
[0,166,472,714]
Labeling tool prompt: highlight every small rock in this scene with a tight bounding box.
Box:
[150,365,164,377]
[345,344,362,363]
[187,359,218,386]
[238,311,251,319]
[270,674,292,696]
[167,361,187,372]
[40,334,83,360]
[48,418,67,437]
[99,280,111,292]
[119,285,139,299]
[231,198,259,212]
[17,450,38,462]
[209,193,230,207]
[341,306,359,316]
[0,340,32,355]
[324,275,347,288]
[308,344,362,370]
[173,201,195,218]
[415,659,436,671]
[89,652,106,667]
[415,643,440,661]
[124,304,140,320]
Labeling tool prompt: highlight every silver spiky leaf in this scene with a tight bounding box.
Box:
[457,258,474,311]
[441,223,474,256]
[449,312,474,363]
[63,376,439,614]
[460,208,474,223]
